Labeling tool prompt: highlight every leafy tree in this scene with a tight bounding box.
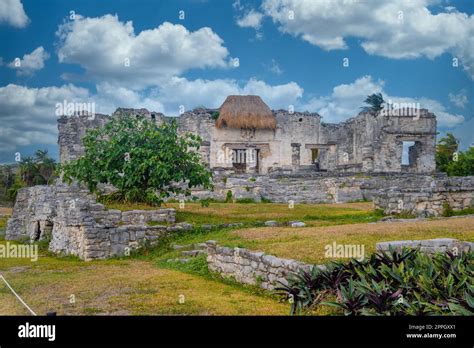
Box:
[361,93,385,115]
[61,115,212,205]
[18,150,57,186]
[436,133,459,173]
[445,146,474,176]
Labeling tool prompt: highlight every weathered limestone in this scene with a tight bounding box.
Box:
[58,105,437,175]
[376,238,473,255]
[206,240,318,290]
[374,176,474,217]
[6,184,178,260]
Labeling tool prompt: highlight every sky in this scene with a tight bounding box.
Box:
[0,0,473,163]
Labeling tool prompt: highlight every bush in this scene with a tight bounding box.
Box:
[225,190,233,203]
[276,247,474,316]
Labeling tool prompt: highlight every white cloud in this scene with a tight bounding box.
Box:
[448,90,469,108]
[8,46,49,76]
[0,84,90,156]
[56,14,232,88]
[0,0,29,28]
[237,9,264,29]
[261,0,474,79]
[300,75,464,127]
[152,77,303,113]
[265,59,283,75]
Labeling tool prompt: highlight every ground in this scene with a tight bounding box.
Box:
[1,203,473,315]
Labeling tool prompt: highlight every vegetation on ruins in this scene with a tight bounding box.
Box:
[436,133,474,176]
[277,247,474,316]
[361,93,385,115]
[61,115,212,205]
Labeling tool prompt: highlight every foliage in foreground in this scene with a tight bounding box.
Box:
[61,115,212,205]
[277,247,474,316]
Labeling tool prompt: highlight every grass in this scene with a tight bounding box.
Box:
[1,201,473,316]
[0,240,288,315]
[153,216,474,265]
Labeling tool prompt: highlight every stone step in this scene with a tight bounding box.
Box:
[166,258,191,263]
[181,249,206,257]
[172,243,207,251]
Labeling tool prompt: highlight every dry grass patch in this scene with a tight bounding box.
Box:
[0,248,287,316]
[229,217,474,264]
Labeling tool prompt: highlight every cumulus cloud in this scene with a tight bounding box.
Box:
[236,9,264,29]
[152,77,304,113]
[8,46,50,76]
[449,89,469,108]
[0,84,91,159]
[0,0,29,28]
[261,0,474,79]
[300,75,464,127]
[56,14,232,88]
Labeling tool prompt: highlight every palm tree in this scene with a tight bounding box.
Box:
[361,93,385,115]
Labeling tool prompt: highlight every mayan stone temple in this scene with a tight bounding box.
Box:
[6,95,474,260]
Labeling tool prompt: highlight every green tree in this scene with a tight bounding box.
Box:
[445,146,474,176]
[19,150,57,186]
[61,115,212,205]
[361,93,385,115]
[435,133,459,173]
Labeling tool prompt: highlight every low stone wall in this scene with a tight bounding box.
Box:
[6,184,179,260]
[376,238,473,255]
[189,172,469,204]
[374,176,474,217]
[205,240,318,290]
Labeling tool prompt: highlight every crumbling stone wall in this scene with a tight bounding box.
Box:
[6,184,177,260]
[376,238,473,255]
[373,176,474,217]
[205,240,318,290]
[57,105,436,174]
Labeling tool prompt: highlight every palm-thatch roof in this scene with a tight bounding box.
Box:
[216,95,276,130]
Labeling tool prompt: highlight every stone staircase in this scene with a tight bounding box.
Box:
[166,243,208,263]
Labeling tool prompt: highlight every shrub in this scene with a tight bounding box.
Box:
[225,190,233,203]
[276,247,474,316]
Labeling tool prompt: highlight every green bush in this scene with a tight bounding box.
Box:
[225,190,233,203]
[277,247,474,316]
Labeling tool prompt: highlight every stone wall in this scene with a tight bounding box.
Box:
[206,240,318,290]
[189,172,464,204]
[373,176,474,217]
[207,238,473,291]
[57,105,436,174]
[376,238,473,255]
[6,184,178,260]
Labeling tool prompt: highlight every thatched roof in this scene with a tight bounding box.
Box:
[216,95,276,130]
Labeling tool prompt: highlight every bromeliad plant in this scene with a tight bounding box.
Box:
[276,246,474,316]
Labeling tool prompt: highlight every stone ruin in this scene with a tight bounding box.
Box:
[5,95,474,260]
[6,183,184,260]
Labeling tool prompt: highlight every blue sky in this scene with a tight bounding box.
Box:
[0,0,473,163]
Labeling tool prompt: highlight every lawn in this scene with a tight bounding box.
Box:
[1,202,473,316]
[107,201,380,226]
[158,216,474,264]
[0,241,288,316]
